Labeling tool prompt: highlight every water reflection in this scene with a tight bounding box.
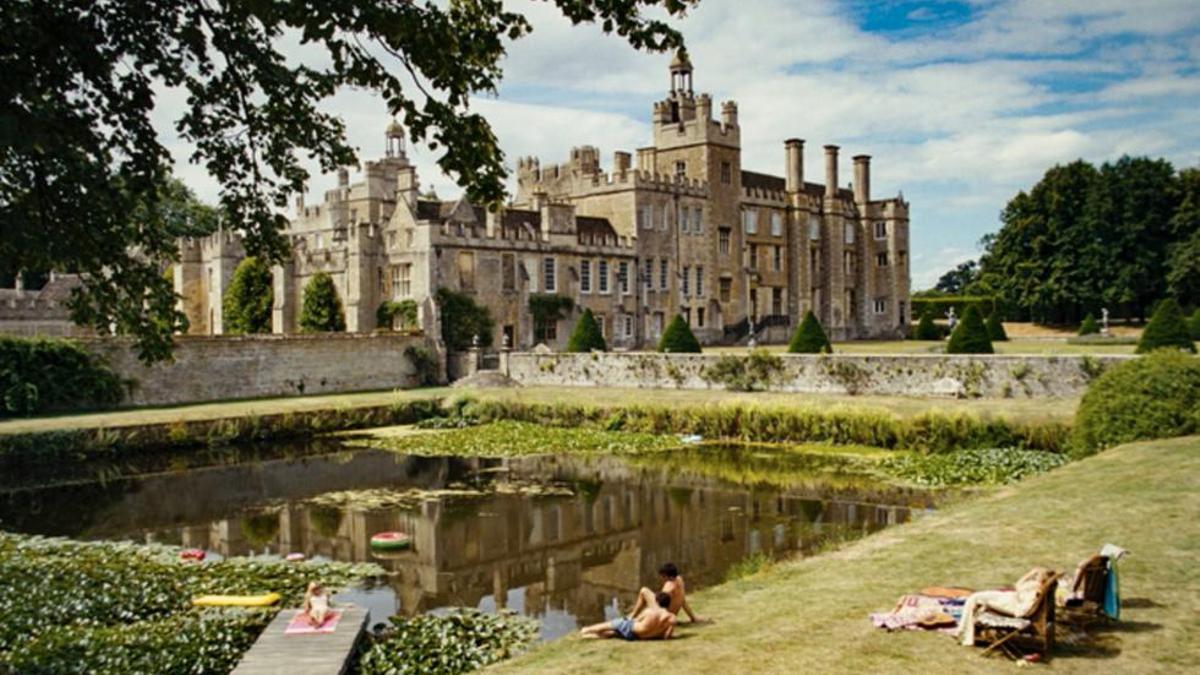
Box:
[0,445,936,641]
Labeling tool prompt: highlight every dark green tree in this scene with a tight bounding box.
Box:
[1167,168,1200,302]
[913,307,941,340]
[222,257,273,334]
[659,315,702,353]
[945,305,994,354]
[933,260,978,294]
[1190,310,1200,341]
[299,273,346,333]
[566,309,607,353]
[1137,298,1196,354]
[1078,314,1100,336]
[435,288,493,351]
[985,309,1008,342]
[788,311,832,353]
[2,1,694,361]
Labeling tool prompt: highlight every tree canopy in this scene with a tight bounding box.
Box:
[972,157,1196,324]
[1,0,695,360]
[933,260,978,294]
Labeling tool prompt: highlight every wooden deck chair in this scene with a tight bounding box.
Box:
[1060,554,1109,627]
[977,574,1060,661]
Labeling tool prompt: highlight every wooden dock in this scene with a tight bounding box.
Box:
[233,605,370,675]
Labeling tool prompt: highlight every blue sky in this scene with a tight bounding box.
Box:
[163,0,1200,289]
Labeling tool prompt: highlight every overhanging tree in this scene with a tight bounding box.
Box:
[222,257,274,334]
[1,1,695,361]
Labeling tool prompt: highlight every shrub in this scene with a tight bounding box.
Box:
[1078,313,1100,336]
[566,309,606,352]
[1137,298,1196,354]
[299,272,346,332]
[945,305,993,354]
[1190,309,1200,341]
[985,310,1008,342]
[788,311,832,353]
[404,346,439,386]
[1073,350,1200,455]
[0,337,123,418]
[702,350,784,391]
[529,294,574,345]
[435,288,493,351]
[222,257,273,334]
[910,295,997,322]
[659,315,701,353]
[377,300,419,331]
[913,307,941,340]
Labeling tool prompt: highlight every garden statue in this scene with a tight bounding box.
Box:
[1101,308,1109,335]
[946,307,957,333]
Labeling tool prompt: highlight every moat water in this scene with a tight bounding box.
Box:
[0,438,937,640]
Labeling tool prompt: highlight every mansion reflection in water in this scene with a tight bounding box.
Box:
[147,452,935,630]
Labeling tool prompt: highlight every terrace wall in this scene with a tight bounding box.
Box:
[504,352,1132,399]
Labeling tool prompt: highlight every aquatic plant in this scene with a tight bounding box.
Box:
[879,447,1068,486]
[359,609,537,675]
[358,421,678,457]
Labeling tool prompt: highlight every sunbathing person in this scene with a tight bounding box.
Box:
[302,581,332,626]
[958,567,1056,646]
[580,591,677,641]
[629,562,705,623]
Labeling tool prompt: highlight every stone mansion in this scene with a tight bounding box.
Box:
[177,51,911,349]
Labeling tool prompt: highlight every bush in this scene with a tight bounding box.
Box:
[1073,350,1200,454]
[1137,298,1196,353]
[913,308,941,340]
[0,337,124,418]
[1189,309,1200,341]
[788,311,832,353]
[658,315,701,353]
[566,309,606,352]
[985,310,1008,342]
[404,345,439,386]
[377,299,418,331]
[946,305,994,354]
[702,350,784,391]
[435,288,493,351]
[1078,313,1100,336]
[222,257,273,334]
[299,272,346,333]
[910,295,997,322]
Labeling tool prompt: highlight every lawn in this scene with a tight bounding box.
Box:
[490,436,1200,674]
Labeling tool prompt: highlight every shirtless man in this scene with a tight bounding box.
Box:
[580,591,676,641]
[629,562,705,623]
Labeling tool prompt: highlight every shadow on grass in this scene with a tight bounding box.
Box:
[1054,614,1163,661]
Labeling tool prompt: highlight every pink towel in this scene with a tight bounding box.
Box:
[284,609,343,635]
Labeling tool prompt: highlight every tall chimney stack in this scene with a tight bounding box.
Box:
[824,145,839,199]
[785,139,805,193]
[853,155,871,204]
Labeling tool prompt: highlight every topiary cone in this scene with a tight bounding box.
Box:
[985,310,1008,342]
[566,308,607,352]
[1078,313,1100,336]
[788,311,832,353]
[946,305,994,354]
[914,307,941,340]
[1137,298,1196,354]
[658,314,702,353]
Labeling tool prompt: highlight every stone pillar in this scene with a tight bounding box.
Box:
[467,334,481,377]
[499,331,511,376]
[785,139,804,193]
[853,155,871,204]
[824,145,839,199]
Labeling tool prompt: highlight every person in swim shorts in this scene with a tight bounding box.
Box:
[580,591,676,641]
[629,562,705,623]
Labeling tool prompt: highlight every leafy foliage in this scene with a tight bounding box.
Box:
[528,294,575,337]
[879,447,1068,487]
[659,314,702,353]
[945,305,994,354]
[933,259,978,294]
[1167,168,1200,302]
[404,345,439,386]
[0,337,123,417]
[436,287,494,351]
[0,532,380,673]
[566,308,607,352]
[1136,298,1196,354]
[359,609,537,675]
[1073,350,1200,455]
[377,299,419,331]
[985,310,1008,341]
[909,294,996,323]
[222,257,274,334]
[788,311,832,353]
[1,1,692,362]
[702,350,784,391]
[1078,314,1100,336]
[299,272,346,333]
[1189,309,1200,341]
[913,307,942,340]
[359,421,679,457]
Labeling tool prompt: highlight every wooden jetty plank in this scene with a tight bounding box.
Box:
[233,604,369,675]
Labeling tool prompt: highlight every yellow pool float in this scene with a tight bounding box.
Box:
[192,592,281,607]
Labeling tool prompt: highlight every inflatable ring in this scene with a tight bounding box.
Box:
[180,548,206,561]
[370,531,412,551]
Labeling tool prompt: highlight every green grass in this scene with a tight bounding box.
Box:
[490,436,1200,674]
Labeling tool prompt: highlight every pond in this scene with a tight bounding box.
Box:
[0,440,938,641]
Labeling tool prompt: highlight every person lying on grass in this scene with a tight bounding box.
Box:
[629,562,707,623]
[581,591,677,641]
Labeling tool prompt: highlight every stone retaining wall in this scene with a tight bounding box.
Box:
[85,333,434,406]
[505,352,1132,398]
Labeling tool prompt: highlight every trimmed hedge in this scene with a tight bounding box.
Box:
[1073,350,1200,455]
[910,295,997,321]
[0,337,124,418]
[788,311,832,353]
[566,309,607,352]
[946,305,994,354]
[659,315,701,353]
[1137,298,1195,354]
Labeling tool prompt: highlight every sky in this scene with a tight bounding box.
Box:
[162,0,1200,290]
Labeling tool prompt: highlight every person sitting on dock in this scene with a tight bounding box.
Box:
[580,591,677,641]
[630,562,706,623]
[302,582,332,626]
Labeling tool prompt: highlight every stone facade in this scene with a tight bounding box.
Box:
[0,274,91,338]
[180,50,911,348]
[84,333,431,406]
[504,352,1129,399]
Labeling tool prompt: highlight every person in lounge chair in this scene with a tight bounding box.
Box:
[629,562,706,623]
[958,567,1056,646]
[581,591,677,641]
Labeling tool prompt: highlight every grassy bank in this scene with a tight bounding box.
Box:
[491,436,1200,674]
